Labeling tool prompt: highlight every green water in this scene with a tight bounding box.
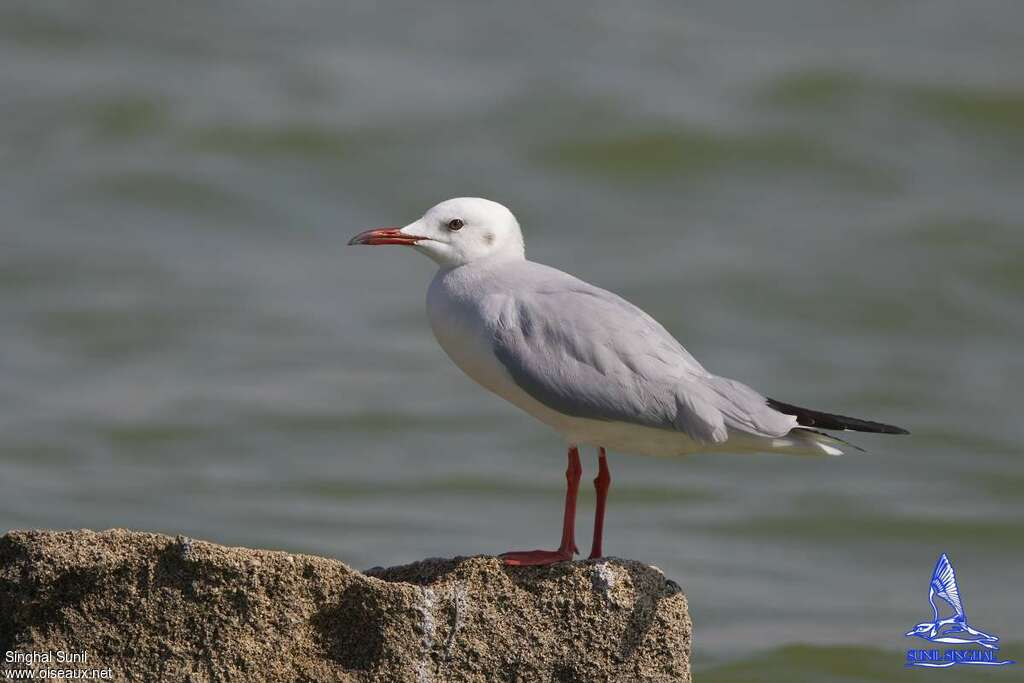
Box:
[2,1,1022,677]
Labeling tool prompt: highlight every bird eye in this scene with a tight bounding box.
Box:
[447,218,464,231]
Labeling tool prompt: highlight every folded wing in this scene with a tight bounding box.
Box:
[487,275,795,445]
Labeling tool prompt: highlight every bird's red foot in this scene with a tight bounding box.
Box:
[500,548,575,566]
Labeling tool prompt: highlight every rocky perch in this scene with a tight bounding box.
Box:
[0,529,691,682]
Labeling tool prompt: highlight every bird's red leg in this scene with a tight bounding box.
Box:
[500,445,582,566]
[588,447,611,559]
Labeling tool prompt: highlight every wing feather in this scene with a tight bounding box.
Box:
[486,268,794,444]
[930,554,964,617]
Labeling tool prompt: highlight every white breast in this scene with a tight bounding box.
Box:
[426,270,555,422]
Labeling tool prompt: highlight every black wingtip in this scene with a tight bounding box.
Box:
[767,398,910,435]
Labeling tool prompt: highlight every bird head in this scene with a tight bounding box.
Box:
[906,622,935,638]
[349,197,525,268]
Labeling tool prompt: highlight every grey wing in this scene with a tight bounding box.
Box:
[488,280,794,445]
[695,374,799,439]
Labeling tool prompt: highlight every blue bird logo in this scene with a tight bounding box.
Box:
[905,554,1014,667]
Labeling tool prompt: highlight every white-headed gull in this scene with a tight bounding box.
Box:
[349,197,908,565]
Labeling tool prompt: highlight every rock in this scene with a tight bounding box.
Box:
[0,529,691,682]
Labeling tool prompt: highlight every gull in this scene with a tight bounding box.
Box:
[349,197,909,565]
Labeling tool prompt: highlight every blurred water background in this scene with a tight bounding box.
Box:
[2,1,1022,679]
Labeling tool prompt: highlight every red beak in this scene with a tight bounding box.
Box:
[348,227,423,246]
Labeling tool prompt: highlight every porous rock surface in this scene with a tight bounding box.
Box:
[0,529,691,682]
